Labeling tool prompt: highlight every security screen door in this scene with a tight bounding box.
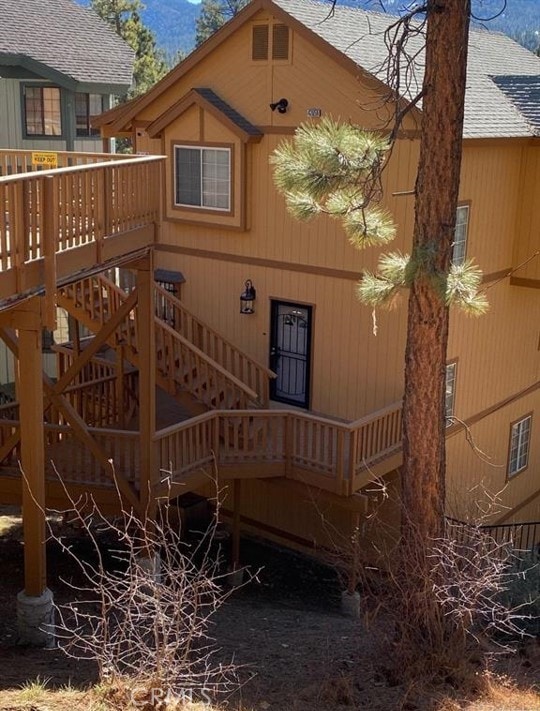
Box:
[269,300,312,408]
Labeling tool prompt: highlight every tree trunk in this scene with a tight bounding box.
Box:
[401,0,471,546]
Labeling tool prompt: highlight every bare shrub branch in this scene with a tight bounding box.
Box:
[36,463,252,706]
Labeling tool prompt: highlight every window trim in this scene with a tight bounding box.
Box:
[21,83,63,139]
[507,413,533,479]
[445,359,458,427]
[172,141,234,216]
[75,92,103,138]
[452,202,470,266]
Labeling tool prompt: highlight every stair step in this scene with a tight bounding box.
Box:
[60,275,259,419]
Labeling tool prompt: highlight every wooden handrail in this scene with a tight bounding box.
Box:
[152,400,404,495]
[90,275,260,406]
[0,148,133,181]
[157,319,260,402]
[0,148,132,159]
[348,399,403,429]
[0,156,164,314]
[154,282,275,406]
[0,154,164,184]
[155,283,275,377]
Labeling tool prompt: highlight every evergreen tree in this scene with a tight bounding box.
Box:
[91,0,167,98]
[195,0,248,47]
[273,0,488,665]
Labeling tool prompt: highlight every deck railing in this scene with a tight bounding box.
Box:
[155,283,276,406]
[448,517,540,556]
[0,155,164,318]
[481,520,540,552]
[0,397,403,495]
[154,402,404,496]
[0,148,132,176]
[42,423,140,487]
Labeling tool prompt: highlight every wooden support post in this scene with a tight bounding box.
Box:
[12,181,27,293]
[103,167,113,236]
[232,479,241,570]
[68,315,81,357]
[115,345,125,429]
[16,300,47,598]
[137,256,156,517]
[41,177,57,332]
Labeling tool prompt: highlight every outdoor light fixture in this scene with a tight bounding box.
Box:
[240,279,256,314]
[270,98,289,114]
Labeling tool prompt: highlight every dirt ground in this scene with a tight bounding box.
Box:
[0,507,538,711]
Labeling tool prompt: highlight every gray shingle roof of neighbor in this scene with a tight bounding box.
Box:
[0,0,134,90]
[272,0,540,139]
[193,88,264,137]
[492,75,540,136]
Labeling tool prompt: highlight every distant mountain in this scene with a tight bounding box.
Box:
[76,0,200,59]
[341,0,539,51]
[78,0,539,62]
[139,0,200,58]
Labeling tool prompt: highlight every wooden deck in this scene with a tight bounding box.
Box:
[0,150,164,313]
[0,396,403,499]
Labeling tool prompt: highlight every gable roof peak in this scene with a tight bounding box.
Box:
[95,0,540,140]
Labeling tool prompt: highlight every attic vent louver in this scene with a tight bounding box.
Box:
[272,24,289,60]
[252,25,269,60]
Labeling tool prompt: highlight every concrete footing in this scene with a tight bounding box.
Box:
[17,588,55,647]
[340,590,361,619]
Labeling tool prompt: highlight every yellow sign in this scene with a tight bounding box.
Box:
[31,151,58,169]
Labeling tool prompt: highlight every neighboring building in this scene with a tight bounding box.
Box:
[94,0,540,543]
[0,0,134,152]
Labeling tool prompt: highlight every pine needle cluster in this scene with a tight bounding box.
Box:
[271,118,395,248]
[271,117,488,316]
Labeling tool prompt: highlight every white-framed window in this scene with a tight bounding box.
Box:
[452,204,469,266]
[174,145,231,211]
[445,361,457,425]
[508,415,532,477]
[23,85,62,137]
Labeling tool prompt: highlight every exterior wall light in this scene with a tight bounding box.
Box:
[240,279,256,314]
[270,98,288,114]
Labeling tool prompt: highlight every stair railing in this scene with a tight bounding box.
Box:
[154,283,275,406]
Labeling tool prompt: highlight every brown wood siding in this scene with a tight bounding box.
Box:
[513,145,540,283]
[446,387,540,521]
[127,6,540,515]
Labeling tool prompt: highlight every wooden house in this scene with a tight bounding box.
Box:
[0,0,539,643]
[0,0,134,153]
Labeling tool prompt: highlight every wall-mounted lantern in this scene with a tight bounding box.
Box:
[240,279,256,314]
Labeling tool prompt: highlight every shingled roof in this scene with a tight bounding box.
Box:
[193,88,263,138]
[0,0,134,92]
[272,0,540,139]
[492,75,540,137]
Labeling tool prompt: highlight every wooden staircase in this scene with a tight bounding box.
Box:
[57,274,273,414]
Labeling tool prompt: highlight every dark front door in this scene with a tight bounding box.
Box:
[270,300,312,408]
